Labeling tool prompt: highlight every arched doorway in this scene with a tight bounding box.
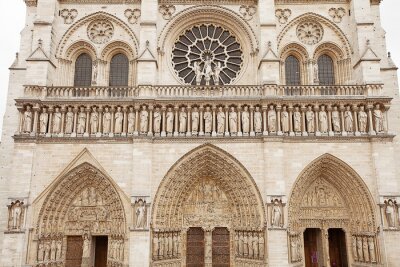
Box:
[34,163,128,267]
[288,154,379,267]
[151,144,266,267]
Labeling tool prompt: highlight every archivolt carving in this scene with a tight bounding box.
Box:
[288,154,377,235]
[280,42,309,61]
[65,40,97,60]
[101,40,136,61]
[313,41,345,60]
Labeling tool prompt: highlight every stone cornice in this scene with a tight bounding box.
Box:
[58,0,140,3]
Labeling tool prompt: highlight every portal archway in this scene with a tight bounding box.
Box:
[151,144,266,267]
[288,154,379,266]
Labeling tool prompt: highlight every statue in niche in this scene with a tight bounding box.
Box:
[281,106,289,133]
[238,232,244,256]
[10,200,23,230]
[23,106,33,133]
[77,107,86,134]
[153,107,161,134]
[39,107,49,134]
[332,106,341,132]
[258,232,264,259]
[179,107,187,133]
[243,232,249,256]
[128,107,135,134]
[194,61,202,85]
[214,62,222,85]
[248,233,254,258]
[44,242,50,261]
[352,236,358,261]
[357,237,364,262]
[234,233,239,256]
[358,106,368,133]
[82,234,90,258]
[385,199,396,228]
[268,105,277,132]
[135,199,147,229]
[168,232,173,257]
[92,60,98,85]
[56,240,62,260]
[271,199,282,227]
[314,62,319,83]
[368,237,376,262]
[38,242,44,262]
[65,107,74,134]
[252,233,258,259]
[53,107,62,134]
[158,233,164,258]
[229,107,237,134]
[290,237,298,262]
[90,106,99,134]
[344,106,353,132]
[254,106,262,133]
[166,107,174,134]
[217,106,225,134]
[153,234,159,259]
[204,106,212,133]
[242,106,250,133]
[306,106,315,133]
[363,237,370,262]
[204,57,213,85]
[103,107,111,134]
[173,233,179,256]
[51,240,57,260]
[114,106,123,134]
[192,107,199,133]
[293,107,301,132]
[140,106,149,133]
[319,106,328,133]
[374,104,384,133]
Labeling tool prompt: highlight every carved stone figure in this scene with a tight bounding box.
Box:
[159,234,164,258]
[358,106,368,133]
[258,233,264,259]
[368,237,376,262]
[38,242,44,262]
[128,107,135,134]
[252,234,258,259]
[363,237,370,262]
[271,199,282,227]
[166,107,174,134]
[248,233,253,258]
[77,107,86,134]
[50,240,57,260]
[153,234,159,259]
[214,62,222,85]
[140,106,149,133]
[254,106,262,133]
[90,106,99,134]
[65,107,74,134]
[103,107,111,134]
[53,107,62,134]
[192,107,199,133]
[352,236,358,261]
[386,199,395,227]
[179,107,187,133]
[204,57,213,85]
[374,104,384,133]
[10,201,23,230]
[194,61,202,85]
[319,106,328,133]
[217,107,225,134]
[344,106,353,132]
[281,106,289,133]
[153,107,161,134]
[135,200,146,229]
[23,106,33,133]
[114,106,123,134]
[39,107,49,134]
[357,237,364,262]
[204,106,212,133]
[44,242,50,261]
[243,232,249,256]
[229,107,238,133]
[332,106,341,132]
[82,234,90,258]
[56,240,62,260]
[306,106,315,133]
[294,107,301,132]
[168,233,173,256]
[242,106,250,133]
[290,237,298,262]
[173,233,179,256]
[268,105,277,132]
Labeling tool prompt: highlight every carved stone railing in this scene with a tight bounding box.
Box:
[23,84,384,99]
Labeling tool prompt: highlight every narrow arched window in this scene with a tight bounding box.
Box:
[318,54,335,85]
[109,53,129,86]
[74,53,92,86]
[285,55,301,85]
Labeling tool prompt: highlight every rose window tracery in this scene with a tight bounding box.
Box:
[172,24,243,86]
[296,21,323,45]
[87,19,114,44]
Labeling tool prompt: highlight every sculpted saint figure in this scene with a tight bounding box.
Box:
[77,107,86,134]
[357,237,364,262]
[319,106,328,133]
[140,106,149,133]
[214,62,222,85]
[271,200,282,227]
[238,232,244,256]
[65,107,74,134]
[358,106,368,133]
[293,107,301,133]
[258,233,264,259]
[281,106,289,133]
[11,201,22,229]
[368,237,376,262]
[166,107,174,134]
[153,107,161,134]
[90,106,99,134]
[53,107,62,134]
[128,107,135,134]
[135,200,146,229]
[306,106,315,133]
[51,240,57,260]
[229,107,238,134]
[204,106,212,134]
[44,242,50,261]
[114,107,123,134]
[39,107,49,134]
[290,238,298,262]
[332,106,341,132]
[159,234,164,258]
[204,57,213,85]
[268,105,277,132]
[374,104,384,132]
[254,106,262,133]
[38,242,44,261]
[386,199,395,227]
[23,106,33,133]
[352,236,358,261]
[344,106,353,132]
[179,107,187,133]
[153,235,159,259]
[242,106,250,133]
[82,235,90,257]
[56,240,62,260]
[168,233,173,256]
[217,107,225,134]
[253,234,259,259]
[194,61,202,85]
[191,107,199,133]
[243,233,249,256]
[363,237,370,262]
[103,107,111,134]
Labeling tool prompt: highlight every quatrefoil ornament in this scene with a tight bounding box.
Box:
[239,5,257,21]
[124,9,141,24]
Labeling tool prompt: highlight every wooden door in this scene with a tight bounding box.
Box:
[94,236,108,267]
[65,236,83,267]
[186,227,205,267]
[328,229,348,267]
[304,229,321,267]
[212,227,230,267]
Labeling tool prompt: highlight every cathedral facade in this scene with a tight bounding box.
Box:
[0,0,399,266]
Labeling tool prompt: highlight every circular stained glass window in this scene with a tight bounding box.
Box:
[172,24,243,86]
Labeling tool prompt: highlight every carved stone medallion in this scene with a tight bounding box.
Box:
[296,21,323,45]
[87,19,114,44]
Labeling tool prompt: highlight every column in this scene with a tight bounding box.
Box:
[224,107,230,137]
[72,106,78,137]
[122,107,128,137]
[187,106,192,137]
[60,106,66,137]
[109,106,115,137]
[367,105,376,135]
[84,107,90,137]
[353,105,360,136]
[250,106,255,136]
[301,106,308,136]
[148,105,154,137]
[98,107,103,137]
[288,105,294,136]
[32,104,40,137]
[212,106,216,137]
[47,106,53,138]
[174,106,179,136]
[314,106,321,136]
[161,106,166,137]
[327,105,334,136]
[277,105,282,136]
[321,229,330,267]
[262,106,268,136]
[134,106,139,136]
[199,106,204,136]
[237,106,242,137]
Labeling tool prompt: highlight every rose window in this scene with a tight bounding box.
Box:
[172,24,243,86]
[87,20,114,44]
[296,21,323,45]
